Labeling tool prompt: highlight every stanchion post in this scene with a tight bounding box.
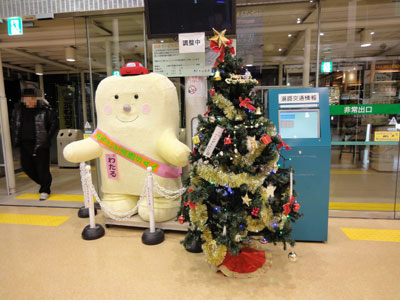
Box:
[142,167,164,245]
[81,165,105,240]
[78,162,97,218]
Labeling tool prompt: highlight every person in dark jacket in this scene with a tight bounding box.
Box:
[12,88,58,200]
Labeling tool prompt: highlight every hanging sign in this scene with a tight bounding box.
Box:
[321,62,332,73]
[8,17,23,35]
[203,126,224,158]
[179,32,205,53]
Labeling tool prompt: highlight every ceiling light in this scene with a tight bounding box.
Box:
[288,33,292,37]
[278,48,282,52]
[370,31,375,35]
[361,30,372,47]
[310,0,313,2]
[35,64,43,76]
[320,32,324,36]
[297,18,301,24]
[65,46,76,62]
[160,40,164,43]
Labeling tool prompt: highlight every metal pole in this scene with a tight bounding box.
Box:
[315,0,322,87]
[303,28,311,87]
[85,17,96,127]
[80,72,88,126]
[105,41,112,76]
[143,13,148,68]
[85,17,102,199]
[146,167,155,233]
[0,51,16,194]
[370,61,376,98]
[86,165,96,229]
[39,74,44,98]
[278,63,283,86]
[112,18,120,71]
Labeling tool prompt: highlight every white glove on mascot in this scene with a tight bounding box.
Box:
[64,65,190,222]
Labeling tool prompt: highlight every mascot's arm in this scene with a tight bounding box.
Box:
[156,128,190,167]
[63,138,102,163]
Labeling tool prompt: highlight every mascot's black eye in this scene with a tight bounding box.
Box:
[134,94,139,99]
[114,95,119,100]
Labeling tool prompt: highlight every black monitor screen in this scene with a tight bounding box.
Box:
[145,0,236,38]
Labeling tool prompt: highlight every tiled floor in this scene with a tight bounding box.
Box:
[0,206,399,300]
[0,160,399,299]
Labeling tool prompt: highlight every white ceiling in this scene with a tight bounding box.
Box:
[0,0,399,75]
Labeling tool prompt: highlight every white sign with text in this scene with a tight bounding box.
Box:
[278,93,319,104]
[179,32,205,53]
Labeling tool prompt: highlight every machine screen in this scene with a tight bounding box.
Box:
[279,109,320,138]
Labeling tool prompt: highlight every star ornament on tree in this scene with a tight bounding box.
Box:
[242,193,252,206]
[210,28,230,48]
[266,184,276,199]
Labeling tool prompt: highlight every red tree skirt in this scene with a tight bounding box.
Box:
[217,247,272,278]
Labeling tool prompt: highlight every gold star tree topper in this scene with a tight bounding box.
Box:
[210,28,230,48]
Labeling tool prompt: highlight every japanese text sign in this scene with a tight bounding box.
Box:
[279,93,319,104]
[105,154,118,179]
[179,32,205,53]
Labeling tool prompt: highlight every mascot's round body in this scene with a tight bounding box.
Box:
[64,72,190,222]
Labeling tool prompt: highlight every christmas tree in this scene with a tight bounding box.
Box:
[178,29,302,277]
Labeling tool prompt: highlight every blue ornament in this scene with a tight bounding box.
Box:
[214,206,221,212]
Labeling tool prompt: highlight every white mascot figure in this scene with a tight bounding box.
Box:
[63,70,190,222]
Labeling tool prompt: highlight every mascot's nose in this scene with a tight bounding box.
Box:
[123,104,131,112]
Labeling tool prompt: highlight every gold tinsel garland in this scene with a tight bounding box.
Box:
[202,240,227,266]
[196,164,266,193]
[246,215,265,232]
[234,142,267,167]
[211,94,246,121]
[189,204,208,229]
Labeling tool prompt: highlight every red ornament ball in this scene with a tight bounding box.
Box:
[178,215,185,224]
[188,188,193,193]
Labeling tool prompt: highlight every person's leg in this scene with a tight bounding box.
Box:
[35,148,52,194]
[20,142,40,185]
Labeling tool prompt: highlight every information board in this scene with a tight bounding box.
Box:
[153,40,236,77]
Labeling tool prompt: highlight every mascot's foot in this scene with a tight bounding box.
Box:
[101,193,139,218]
[138,197,180,222]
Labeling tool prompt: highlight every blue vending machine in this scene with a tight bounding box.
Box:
[268,88,331,242]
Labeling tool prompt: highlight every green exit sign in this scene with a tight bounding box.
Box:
[321,61,332,73]
[8,17,23,35]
